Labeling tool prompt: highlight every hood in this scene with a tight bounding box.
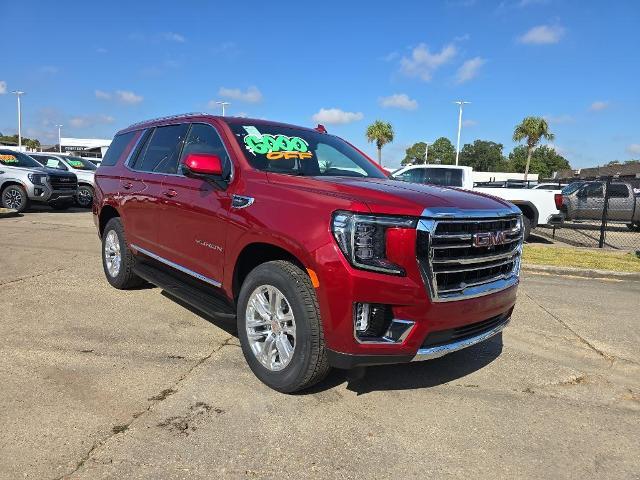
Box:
[267,175,515,216]
[43,168,77,178]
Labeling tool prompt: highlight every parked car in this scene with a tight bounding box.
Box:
[94,114,523,392]
[559,181,640,229]
[0,149,78,212]
[392,164,562,239]
[29,153,97,208]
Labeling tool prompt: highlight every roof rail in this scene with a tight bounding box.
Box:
[126,112,210,129]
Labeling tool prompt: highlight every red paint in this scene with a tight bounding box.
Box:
[184,152,223,176]
[95,114,518,358]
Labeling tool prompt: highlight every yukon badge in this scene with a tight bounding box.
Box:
[195,239,223,252]
[472,230,508,248]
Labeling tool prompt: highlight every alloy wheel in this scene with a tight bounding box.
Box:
[104,230,121,277]
[3,188,23,210]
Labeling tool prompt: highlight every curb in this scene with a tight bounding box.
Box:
[0,208,19,218]
[522,264,640,281]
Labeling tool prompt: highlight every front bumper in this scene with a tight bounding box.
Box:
[27,183,77,203]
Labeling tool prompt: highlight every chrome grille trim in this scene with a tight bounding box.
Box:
[417,206,523,302]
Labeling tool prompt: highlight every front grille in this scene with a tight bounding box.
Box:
[50,176,78,191]
[420,311,511,348]
[417,214,522,301]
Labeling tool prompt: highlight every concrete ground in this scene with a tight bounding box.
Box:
[0,210,638,480]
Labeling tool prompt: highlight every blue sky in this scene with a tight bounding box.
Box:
[1,0,639,168]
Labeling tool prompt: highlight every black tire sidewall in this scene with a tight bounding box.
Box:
[237,263,317,393]
[522,216,532,241]
[2,185,28,212]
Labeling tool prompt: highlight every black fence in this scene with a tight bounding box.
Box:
[534,176,640,251]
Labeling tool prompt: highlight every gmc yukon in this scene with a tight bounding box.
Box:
[94,114,523,392]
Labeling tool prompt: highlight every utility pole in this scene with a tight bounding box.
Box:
[454,100,470,165]
[215,101,230,116]
[12,90,25,149]
[424,141,430,164]
[56,125,63,152]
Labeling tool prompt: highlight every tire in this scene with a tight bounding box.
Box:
[1,184,29,213]
[102,217,144,289]
[522,215,532,241]
[76,185,94,208]
[237,260,329,393]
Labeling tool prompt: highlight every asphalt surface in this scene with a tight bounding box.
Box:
[0,210,638,479]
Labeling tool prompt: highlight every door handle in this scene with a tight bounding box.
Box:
[121,181,133,190]
[163,189,178,198]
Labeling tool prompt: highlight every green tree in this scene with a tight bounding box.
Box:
[401,142,427,165]
[428,137,456,165]
[507,145,570,178]
[459,140,507,171]
[365,120,394,166]
[0,134,41,149]
[512,116,555,181]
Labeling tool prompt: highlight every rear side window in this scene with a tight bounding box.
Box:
[132,124,189,173]
[608,184,629,198]
[101,131,137,167]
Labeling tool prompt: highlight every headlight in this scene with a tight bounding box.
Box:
[331,211,416,275]
[27,173,48,185]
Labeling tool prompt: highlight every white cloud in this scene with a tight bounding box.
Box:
[518,24,565,44]
[95,89,111,100]
[163,32,185,43]
[589,101,610,112]
[462,119,478,127]
[69,114,115,129]
[312,108,363,125]
[455,57,486,83]
[544,114,573,124]
[115,90,143,104]
[626,144,640,156]
[400,43,457,81]
[381,51,399,62]
[379,93,418,110]
[218,86,263,103]
[0,81,6,94]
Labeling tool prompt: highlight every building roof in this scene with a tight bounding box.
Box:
[556,163,640,179]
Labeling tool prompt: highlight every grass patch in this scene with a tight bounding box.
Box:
[523,245,640,273]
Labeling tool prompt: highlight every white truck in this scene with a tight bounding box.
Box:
[392,164,562,239]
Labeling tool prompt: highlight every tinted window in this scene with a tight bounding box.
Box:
[395,169,426,183]
[133,124,189,173]
[65,156,98,170]
[608,184,629,198]
[424,168,463,187]
[226,122,386,178]
[0,150,43,168]
[562,182,584,194]
[179,123,229,174]
[101,131,137,167]
[582,183,603,198]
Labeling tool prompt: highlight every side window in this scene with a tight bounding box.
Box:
[179,123,229,173]
[101,131,137,167]
[582,183,603,198]
[396,169,425,183]
[608,184,629,198]
[44,158,68,170]
[133,124,189,173]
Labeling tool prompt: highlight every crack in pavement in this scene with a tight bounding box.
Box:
[523,291,615,366]
[0,268,66,288]
[54,335,238,480]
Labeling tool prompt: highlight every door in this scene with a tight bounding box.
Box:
[157,122,233,285]
[120,124,189,252]
[606,183,632,222]
[575,183,604,220]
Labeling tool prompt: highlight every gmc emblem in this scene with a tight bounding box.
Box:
[472,231,508,247]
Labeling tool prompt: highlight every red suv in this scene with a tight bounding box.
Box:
[94,114,522,392]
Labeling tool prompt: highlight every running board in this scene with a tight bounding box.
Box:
[133,261,236,321]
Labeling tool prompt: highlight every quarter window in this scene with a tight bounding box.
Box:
[608,184,629,198]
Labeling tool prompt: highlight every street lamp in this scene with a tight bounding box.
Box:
[454,100,470,166]
[424,141,430,164]
[215,101,230,116]
[11,90,25,149]
[55,125,63,152]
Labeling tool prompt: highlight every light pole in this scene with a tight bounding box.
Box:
[424,141,430,164]
[215,101,230,116]
[56,125,63,152]
[454,100,470,165]
[11,90,25,149]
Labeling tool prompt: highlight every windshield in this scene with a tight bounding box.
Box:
[65,156,97,170]
[562,182,585,194]
[226,122,386,178]
[0,150,43,168]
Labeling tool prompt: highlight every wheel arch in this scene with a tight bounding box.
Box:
[98,204,121,237]
[510,201,539,227]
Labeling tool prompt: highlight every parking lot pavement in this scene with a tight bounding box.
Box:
[1,212,638,479]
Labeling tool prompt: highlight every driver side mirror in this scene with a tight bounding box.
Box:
[183,152,223,177]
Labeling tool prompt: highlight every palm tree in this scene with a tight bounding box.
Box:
[366,120,394,166]
[512,116,555,181]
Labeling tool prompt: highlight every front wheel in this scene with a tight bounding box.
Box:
[522,216,532,241]
[237,260,329,393]
[76,185,94,208]
[1,185,29,212]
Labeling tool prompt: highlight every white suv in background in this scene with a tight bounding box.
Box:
[29,153,97,208]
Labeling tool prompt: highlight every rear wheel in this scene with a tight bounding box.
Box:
[1,185,29,212]
[237,260,329,393]
[522,216,532,241]
[102,217,144,289]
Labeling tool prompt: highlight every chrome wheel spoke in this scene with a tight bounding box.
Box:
[275,334,293,365]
